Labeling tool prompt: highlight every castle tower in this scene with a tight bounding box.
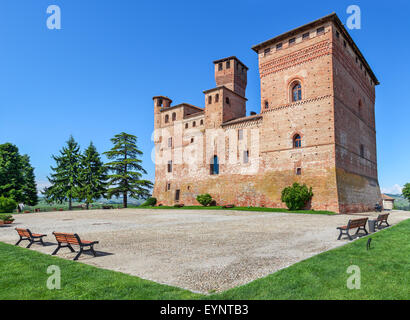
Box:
[153,96,172,129]
[213,56,248,98]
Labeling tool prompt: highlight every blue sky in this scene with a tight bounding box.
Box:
[0,0,409,194]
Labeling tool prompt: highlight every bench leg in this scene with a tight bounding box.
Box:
[337,229,343,240]
[26,239,34,248]
[15,237,23,246]
[74,247,83,261]
[52,243,61,255]
[346,230,353,241]
[67,244,75,253]
[39,238,45,246]
[90,245,97,257]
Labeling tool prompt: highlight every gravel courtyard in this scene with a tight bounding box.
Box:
[1,209,409,293]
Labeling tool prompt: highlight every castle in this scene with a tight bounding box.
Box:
[152,13,381,214]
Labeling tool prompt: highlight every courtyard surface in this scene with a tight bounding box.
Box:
[1,209,409,293]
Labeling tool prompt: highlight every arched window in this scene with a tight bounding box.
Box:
[165,114,169,123]
[200,119,203,125]
[192,121,196,127]
[293,134,302,148]
[291,82,302,102]
[172,112,176,121]
[210,155,219,175]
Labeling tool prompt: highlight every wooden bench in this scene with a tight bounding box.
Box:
[15,228,47,248]
[337,217,369,240]
[52,232,99,261]
[376,213,390,228]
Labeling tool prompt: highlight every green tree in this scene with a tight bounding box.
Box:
[21,155,38,206]
[402,183,410,202]
[43,136,82,210]
[281,183,314,210]
[78,142,108,209]
[0,143,25,202]
[103,132,152,208]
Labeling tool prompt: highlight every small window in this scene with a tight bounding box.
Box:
[317,27,325,35]
[215,94,219,102]
[292,82,302,102]
[343,40,347,48]
[167,183,171,191]
[157,99,163,107]
[218,63,223,71]
[296,168,302,176]
[172,112,176,121]
[210,155,219,175]
[175,189,180,201]
[185,123,188,129]
[200,119,203,125]
[335,31,340,39]
[165,114,169,123]
[302,32,310,40]
[190,137,194,143]
[192,121,196,127]
[225,97,230,104]
[238,129,243,141]
[265,100,269,109]
[289,38,296,46]
[226,61,230,69]
[264,48,271,56]
[293,134,302,148]
[276,43,282,50]
[168,137,172,147]
[167,160,172,173]
[360,144,365,157]
[208,95,212,104]
[243,150,249,164]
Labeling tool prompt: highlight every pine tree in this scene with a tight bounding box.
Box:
[44,136,82,210]
[21,155,38,206]
[103,132,152,208]
[0,143,25,202]
[79,142,108,209]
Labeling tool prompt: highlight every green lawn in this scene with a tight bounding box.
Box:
[1,219,409,300]
[137,205,337,215]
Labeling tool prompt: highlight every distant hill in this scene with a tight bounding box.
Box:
[385,194,410,211]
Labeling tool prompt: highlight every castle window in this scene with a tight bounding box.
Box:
[317,27,325,35]
[168,137,172,147]
[208,95,212,104]
[167,160,172,173]
[166,183,171,191]
[265,100,269,109]
[210,155,219,175]
[293,134,302,148]
[343,40,347,48]
[276,43,282,50]
[302,32,310,40]
[360,144,365,157]
[172,112,176,121]
[226,97,230,104]
[175,189,180,201]
[358,99,363,115]
[264,48,270,56]
[200,119,203,125]
[296,168,302,175]
[157,99,163,107]
[292,82,302,102]
[185,123,188,129]
[165,114,169,123]
[218,63,223,71]
[215,94,219,102]
[191,137,194,143]
[226,61,230,69]
[238,129,243,141]
[336,31,340,39]
[192,121,196,127]
[243,150,249,164]
[289,38,296,46]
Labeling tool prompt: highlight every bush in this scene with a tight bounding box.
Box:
[281,183,313,210]
[0,214,14,222]
[196,194,213,206]
[0,197,17,213]
[141,197,157,207]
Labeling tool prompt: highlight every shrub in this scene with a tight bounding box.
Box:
[196,194,213,206]
[141,197,157,207]
[0,197,17,213]
[281,183,313,210]
[0,214,14,222]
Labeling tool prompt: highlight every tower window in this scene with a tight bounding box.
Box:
[264,48,270,56]
[165,114,169,123]
[293,134,302,148]
[167,160,172,173]
[200,119,203,125]
[175,189,180,201]
[265,100,269,109]
[302,32,310,40]
[296,168,302,176]
[292,82,302,102]
[166,183,171,191]
[343,40,347,48]
[172,112,176,121]
[225,97,230,104]
[276,43,282,50]
[238,129,243,141]
[360,144,365,157]
[190,137,194,143]
[317,27,325,35]
[192,121,196,127]
[289,38,296,46]
[210,155,219,175]
[157,99,163,107]
[226,61,230,69]
[215,94,219,102]
[168,137,172,147]
[185,123,188,129]
[336,31,340,39]
[208,95,212,104]
[243,150,249,164]
[218,63,223,71]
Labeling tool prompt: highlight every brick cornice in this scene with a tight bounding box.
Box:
[262,94,332,114]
